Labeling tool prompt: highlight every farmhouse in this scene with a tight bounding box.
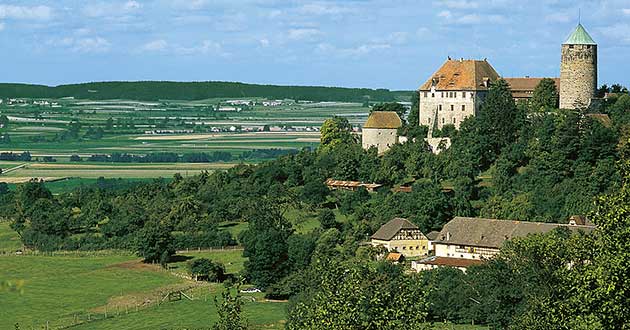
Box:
[412,216,596,272]
[361,111,402,154]
[371,218,429,258]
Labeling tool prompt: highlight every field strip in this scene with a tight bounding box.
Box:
[134,132,320,141]
[28,163,237,170]
[0,177,66,183]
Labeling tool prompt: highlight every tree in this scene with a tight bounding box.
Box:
[530,78,559,112]
[240,202,294,289]
[319,116,356,151]
[476,79,524,168]
[286,260,429,329]
[213,284,247,330]
[135,219,174,265]
[318,209,338,230]
[188,258,226,282]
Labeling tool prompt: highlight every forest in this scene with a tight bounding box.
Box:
[2,79,630,328]
[0,81,405,102]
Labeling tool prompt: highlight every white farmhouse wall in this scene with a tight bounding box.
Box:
[362,128,398,154]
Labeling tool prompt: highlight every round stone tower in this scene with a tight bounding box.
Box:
[560,23,597,110]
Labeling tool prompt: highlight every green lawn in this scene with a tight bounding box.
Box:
[169,249,247,275]
[0,254,182,329]
[68,293,287,330]
[0,221,21,252]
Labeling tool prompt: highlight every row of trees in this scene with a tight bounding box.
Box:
[0,81,401,102]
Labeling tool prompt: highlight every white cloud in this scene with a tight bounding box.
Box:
[259,38,270,47]
[83,1,142,18]
[171,0,208,10]
[623,8,630,15]
[316,42,391,57]
[597,23,630,44]
[440,0,479,9]
[0,5,52,20]
[141,39,168,52]
[47,36,111,53]
[175,40,228,56]
[545,13,571,23]
[438,10,452,19]
[287,28,322,41]
[298,3,350,16]
[437,11,507,25]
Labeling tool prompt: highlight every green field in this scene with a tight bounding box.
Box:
[0,221,21,252]
[0,250,287,330]
[0,97,373,160]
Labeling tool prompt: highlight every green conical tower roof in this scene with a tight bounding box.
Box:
[563,23,596,45]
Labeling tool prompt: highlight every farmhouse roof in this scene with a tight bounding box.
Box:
[417,256,485,268]
[419,59,500,91]
[504,77,560,99]
[564,23,596,45]
[363,111,402,129]
[437,217,596,249]
[325,179,383,190]
[425,231,440,241]
[371,218,420,241]
[386,252,404,262]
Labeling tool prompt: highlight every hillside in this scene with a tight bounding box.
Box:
[0,81,411,102]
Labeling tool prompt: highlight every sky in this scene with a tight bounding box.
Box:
[0,0,629,90]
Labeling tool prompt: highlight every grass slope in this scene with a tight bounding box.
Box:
[0,254,181,329]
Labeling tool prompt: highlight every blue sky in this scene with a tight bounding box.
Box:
[0,0,629,90]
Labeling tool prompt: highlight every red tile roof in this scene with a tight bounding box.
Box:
[419,59,500,91]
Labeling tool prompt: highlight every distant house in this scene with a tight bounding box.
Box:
[325,179,382,192]
[371,218,429,258]
[361,111,402,155]
[412,216,596,272]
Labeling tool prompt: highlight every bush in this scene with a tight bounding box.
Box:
[188,258,226,282]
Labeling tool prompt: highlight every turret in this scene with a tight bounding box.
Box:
[559,23,597,110]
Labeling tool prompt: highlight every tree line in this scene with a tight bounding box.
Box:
[0,81,404,102]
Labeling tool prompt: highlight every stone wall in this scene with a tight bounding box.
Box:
[418,88,481,130]
[362,128,398,154]
[560,44,597,109]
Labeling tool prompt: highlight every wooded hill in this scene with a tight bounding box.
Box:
[0,81,409,102]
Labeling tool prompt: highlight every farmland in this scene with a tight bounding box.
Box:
[0,97,384,185]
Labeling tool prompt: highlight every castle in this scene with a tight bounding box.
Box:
[362,23,598,154]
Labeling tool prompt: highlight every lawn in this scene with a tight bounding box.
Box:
[0,253,182,329]
[0,221,21,252]
[169,249,247,275]
[68,293,287,330]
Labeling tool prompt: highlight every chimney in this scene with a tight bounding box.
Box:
[446,232,451,241]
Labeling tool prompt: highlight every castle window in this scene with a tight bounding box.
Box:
[462,105,466,111]
[442,118,445,124]
[428,118,431,123]
[569,45,574,49]
[431,93,435,98]
[453,118,457,124]
[462,92,466,98]
[438,104,442,111]
[424,92,428,98]
[450,105,454,111]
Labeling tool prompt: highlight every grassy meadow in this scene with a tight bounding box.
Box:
[0,249,287,330]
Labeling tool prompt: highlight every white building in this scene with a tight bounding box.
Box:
[418,58,499,132]
[361,111,402,155]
